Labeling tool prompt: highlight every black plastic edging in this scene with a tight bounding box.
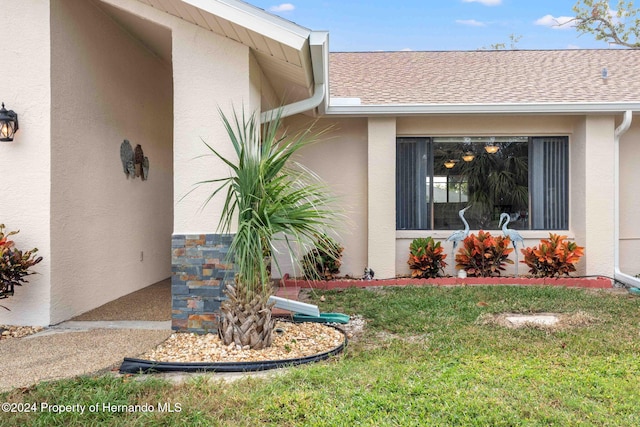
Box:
[119,327,347,374]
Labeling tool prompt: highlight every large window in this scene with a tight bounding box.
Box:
[396,136,568,230]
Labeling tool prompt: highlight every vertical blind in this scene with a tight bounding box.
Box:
[396,138,430,230]
[530,137,569,230]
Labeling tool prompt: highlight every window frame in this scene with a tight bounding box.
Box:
[396,135,570,232]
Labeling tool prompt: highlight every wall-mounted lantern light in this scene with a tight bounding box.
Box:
[0,103,19,141]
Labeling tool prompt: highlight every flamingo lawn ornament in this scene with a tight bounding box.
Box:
[447,206,471,257]
[499,212,524,276]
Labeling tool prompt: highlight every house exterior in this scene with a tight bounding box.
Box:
[2,0,640,328]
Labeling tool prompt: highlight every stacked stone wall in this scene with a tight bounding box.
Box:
[171,234,234,333]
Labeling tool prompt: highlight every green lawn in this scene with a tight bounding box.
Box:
[2,285,640,426]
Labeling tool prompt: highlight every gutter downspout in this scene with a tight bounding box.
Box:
[260,31,328,123]
[613,110,640,288]
[260,83,325,123]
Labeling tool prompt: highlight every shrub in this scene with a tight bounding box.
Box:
[455,230,514,277]
[521,233,584,277]
[0,224,43,301]
[301,235,343,280]
[408,237,448,278]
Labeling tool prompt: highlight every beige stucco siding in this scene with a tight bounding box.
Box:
[393,115,612,277]
[368,117,397,279]
[49,0,173,323]
[576,116,616,277]
[269,116,368,278]
[97,0,260,235]
[619,117,640,276]
[0,0,52,326]
[172,21,256,234]
[285,113,619,278]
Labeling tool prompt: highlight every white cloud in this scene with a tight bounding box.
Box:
[462,0,502,6]
[534,14,575,29]
[455,19,486,27]
[401,48,414,51]
[269,3,295,12]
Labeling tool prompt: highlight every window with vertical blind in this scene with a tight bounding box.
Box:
[396,136,569,231]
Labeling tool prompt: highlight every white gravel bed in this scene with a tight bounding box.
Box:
[141,321,346,363]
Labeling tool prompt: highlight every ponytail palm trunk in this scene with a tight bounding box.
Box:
[201,108,338,349]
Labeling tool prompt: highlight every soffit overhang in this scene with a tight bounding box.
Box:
[99,0,317,103]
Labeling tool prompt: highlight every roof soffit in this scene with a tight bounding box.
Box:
[133,0,315,98]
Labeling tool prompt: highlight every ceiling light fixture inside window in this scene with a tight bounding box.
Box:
[444,159,457,169]
[484,144,499,154]
[485,137,499,154]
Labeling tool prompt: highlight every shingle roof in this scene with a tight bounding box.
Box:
[329,50,640,105]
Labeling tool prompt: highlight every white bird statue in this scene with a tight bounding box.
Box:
[499,212,524,275]
[446,206,471,255]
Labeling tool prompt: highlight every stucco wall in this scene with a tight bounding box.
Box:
[0,0,52,326]
[394,115,602,277]
[578,116,616,277]
[96,0,259,236]
[619,117,640,275]
[570,117,588,277]
[271,116,368,279]
[368,117,397,279]
[49,0,173,323]
[172,21,256,235]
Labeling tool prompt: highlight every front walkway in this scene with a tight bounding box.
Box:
[70,278,171,322]
[0,328,171,392]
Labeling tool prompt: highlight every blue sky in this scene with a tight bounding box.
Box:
[248,0,611,51]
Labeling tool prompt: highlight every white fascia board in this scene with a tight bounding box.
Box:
[260,30,328,122]
[182,0,310,49]
[309,31,329,114]
[309,31,328,84]
[325,102,640,116]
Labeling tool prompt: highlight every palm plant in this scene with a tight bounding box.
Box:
[200,108,339,349]
[459,142,528,228]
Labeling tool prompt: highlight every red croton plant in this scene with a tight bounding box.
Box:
[521,233,584,277]
[408,237,448,279]
[0,224,42,307]
[455,230,514,277]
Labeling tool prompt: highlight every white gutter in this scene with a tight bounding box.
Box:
[613,110,640,288]
[324,102,640,116]
[261,31,328,123]
[260,83,325,123]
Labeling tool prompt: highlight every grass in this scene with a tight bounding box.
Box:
[2,285,640,426]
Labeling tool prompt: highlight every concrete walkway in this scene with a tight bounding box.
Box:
[0,327,172,392]
[47,320,172,332]
[0,280,173,392]
[0,280,305,392]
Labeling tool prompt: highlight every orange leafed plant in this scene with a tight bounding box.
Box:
[521,233,584,277]
[455,230,514,277]
[408,237,447,278]
[1,224,43,304]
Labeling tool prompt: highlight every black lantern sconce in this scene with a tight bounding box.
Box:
[0,103,19,141]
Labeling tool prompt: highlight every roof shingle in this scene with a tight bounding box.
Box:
[329,50,640,105]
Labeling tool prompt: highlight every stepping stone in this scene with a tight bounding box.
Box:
[505,315,559,327]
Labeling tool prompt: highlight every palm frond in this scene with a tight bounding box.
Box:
[195,107,340,294]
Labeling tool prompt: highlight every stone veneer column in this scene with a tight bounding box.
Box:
[171,233,235,333]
